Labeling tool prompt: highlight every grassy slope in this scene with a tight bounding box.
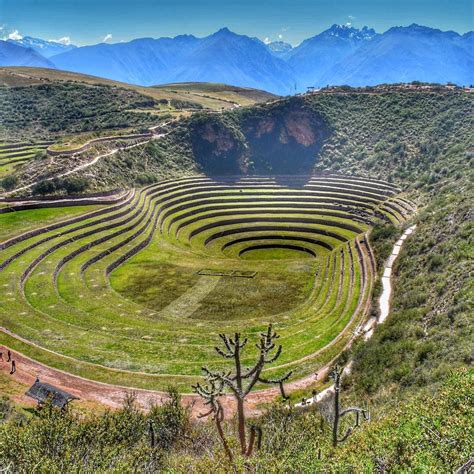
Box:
[0,205,103,242]
[153,82,276,106]
[0,67,275,111]
[167,369,473,472]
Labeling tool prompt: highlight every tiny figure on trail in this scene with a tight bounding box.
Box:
[0,352,3,361]
[10,360,16,375]
[7,350,11,362]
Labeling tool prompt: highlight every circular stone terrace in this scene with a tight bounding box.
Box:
[0,175,415,394]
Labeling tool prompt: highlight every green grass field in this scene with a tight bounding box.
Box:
[0,141,53,178]
[0,175,414,392]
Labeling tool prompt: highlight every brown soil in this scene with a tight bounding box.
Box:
[0,343,324,419]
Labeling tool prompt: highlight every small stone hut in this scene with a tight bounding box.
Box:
[25,378,78,409]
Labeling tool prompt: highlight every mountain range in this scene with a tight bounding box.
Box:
[1,24,473,94]
[7,36,77,58]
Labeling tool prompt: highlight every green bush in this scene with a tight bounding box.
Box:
[0,175,18,191]
[32,180,56,196]
[0,389,188,472]
[61,177,89,194]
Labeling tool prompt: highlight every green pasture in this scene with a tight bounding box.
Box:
[0,205,104,242]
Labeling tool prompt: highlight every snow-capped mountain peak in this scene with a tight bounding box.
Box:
[7,36,76,58]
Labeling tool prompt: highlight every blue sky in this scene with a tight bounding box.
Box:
[1,0,472,46]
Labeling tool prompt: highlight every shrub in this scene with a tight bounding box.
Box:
[0,175,18,191]
[32,180,56,196]
[34,149,47,160]
[60,177,89,194]
[135,173,157,185]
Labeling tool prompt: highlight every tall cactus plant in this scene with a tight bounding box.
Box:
[330,365,370,447]
[193,324,292,458]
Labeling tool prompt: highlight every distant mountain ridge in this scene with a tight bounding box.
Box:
[0,41,55,68]
[7,36,77,58]
[286,24,379,88]
[1,24,473,94]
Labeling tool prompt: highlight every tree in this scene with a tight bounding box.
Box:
[193,324,292,458]
[330,365,370,447]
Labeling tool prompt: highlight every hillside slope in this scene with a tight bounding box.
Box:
[0,67,276,141]
[0,67,276,105]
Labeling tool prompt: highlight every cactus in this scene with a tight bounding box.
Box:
[193,378,233,462]
[330,365,370,447]
[148,419,156,448]
[193,324,292,458]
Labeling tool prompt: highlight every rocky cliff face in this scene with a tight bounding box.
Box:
[188,100,332,175]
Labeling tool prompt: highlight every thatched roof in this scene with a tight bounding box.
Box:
[25,378,78,409]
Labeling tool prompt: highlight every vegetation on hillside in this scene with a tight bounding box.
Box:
[81,90,471,188]
[0,367,470,472]
[0,82,157,140]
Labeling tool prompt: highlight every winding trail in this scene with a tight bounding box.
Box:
[362,224,417,340]
[2,139,152,197]
[379,225,417,322]
[295,224,417,408]
[2,126,170,198]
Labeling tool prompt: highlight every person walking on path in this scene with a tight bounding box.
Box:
[9,360,16,375]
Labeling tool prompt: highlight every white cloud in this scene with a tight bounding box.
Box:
[278,34,283,40]
[102,33,113,43]
[8,30,23,40]
[54,36,72,45]
[348,15,356,21]
[346,22,352,27]
[263,37,271,44]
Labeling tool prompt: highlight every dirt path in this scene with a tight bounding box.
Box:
[0,337,321,418]
[378,225,417,322]
[2,139,152,198]
[2,123,171,198]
